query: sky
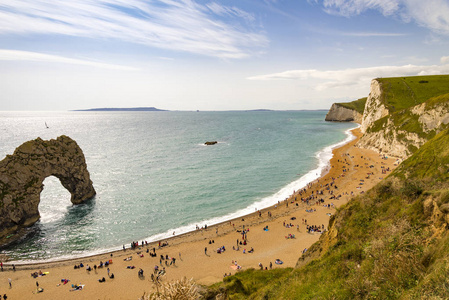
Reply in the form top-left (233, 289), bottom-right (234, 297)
top-left (1, 0), bottom-right (449, 111)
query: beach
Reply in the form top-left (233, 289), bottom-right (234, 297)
top-left (0, 128), bottom-right (398, 299)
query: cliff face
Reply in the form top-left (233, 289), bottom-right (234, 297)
top-left (0, 136), bottom-right (96, 240)
top-left (359, 80), bottom-right (389, 133)
top-left (357, 78), bottom-right (449, 160)
top-left (325, 103), bottom-right (363, 123)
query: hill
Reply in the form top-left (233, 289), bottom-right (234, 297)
top-left (73, 107), bottom-right (168, 112)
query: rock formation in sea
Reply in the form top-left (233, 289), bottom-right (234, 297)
top-left (0, 135), bottom-right (96, 241)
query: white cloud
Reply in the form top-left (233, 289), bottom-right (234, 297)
top-left (318, 0), bottom-right (449, 35)
top-left (206, 2), bottom-right (256, 23)
top-left (247, 63), bottom-right (449, 91)
top-left (441, 56), bottom-right (449, 64)
top-left (0, 0), bottom-right (268, 59)
top-left (0, 49), bottom-right (138, 70)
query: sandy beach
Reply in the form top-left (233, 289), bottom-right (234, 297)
top-left (0, 128), bottom-right (399, 299)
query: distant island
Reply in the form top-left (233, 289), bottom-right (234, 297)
top-left (73, 107), bottom-right (168, 112)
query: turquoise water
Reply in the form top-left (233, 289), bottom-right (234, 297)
top-left (0, 111), bottom-right (356, 261)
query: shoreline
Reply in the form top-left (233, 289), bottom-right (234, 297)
top-left (2, 124), bottom-right (358, 265)
top-left (0, 127), bottom-right (400, 299)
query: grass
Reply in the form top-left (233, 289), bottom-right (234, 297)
top-left (377, 75), bottom-right (449, 112)
top-left (337, 97), bottom-right (367, 115)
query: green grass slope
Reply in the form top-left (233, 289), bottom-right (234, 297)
top-left (377, 75), bottom-right (449, 113)
top-left (337, 97), bottom-right (367, 115)
top-left (206, 129), bottom-right (449, 299)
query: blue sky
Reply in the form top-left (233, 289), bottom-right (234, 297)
top-left (1, 0), bottom-right (449, 111)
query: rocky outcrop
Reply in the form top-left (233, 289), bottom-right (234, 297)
top-left (413, 101), bottom-right (449, 133)
top-left (205, 141), bottom-right (218, 145)
top-left (357, 121), bottom-right (426, 159)
top-left (0, 136), bottom-right (96, 240)
top-left (325, 103), bottom-right (363, 123)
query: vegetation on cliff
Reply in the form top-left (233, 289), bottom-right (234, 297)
top-left (377, 75), bottom-right (449, 113)
top-left (336, 97), bottom-right (367, 115)
top-left (357, 75), bottom-right (449, 159)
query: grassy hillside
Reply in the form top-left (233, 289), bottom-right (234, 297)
top-left (337, 97), bottom-right (367, 115)
top-left (377, 75), bottom-right (449, 113)
top-left (206, 128), bottom-right (449, 299)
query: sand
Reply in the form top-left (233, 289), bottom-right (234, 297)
top-left (0, 128), bottom-right (399, 299)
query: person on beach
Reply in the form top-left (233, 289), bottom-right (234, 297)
top-left (8, 278), bottom-right (11, 288)
top-left (205, 247), bottom-right (207, 255)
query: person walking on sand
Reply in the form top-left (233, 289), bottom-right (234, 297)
top-left (205, 247), bottom-right (207, 255)
top-left (36, 281), bottom-right (39, 288)
top-left (8, 278), bottom-right (11, 288)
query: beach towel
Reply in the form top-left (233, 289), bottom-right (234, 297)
top-left (275, 259), bottom-right (283, 265)
top-left (69, 284), bottom-right (84, 291)
top-left (230, 265), bottom-right (238, 270)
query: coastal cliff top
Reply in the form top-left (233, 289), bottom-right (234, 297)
top-left (375, 74), bottom-right (449, 113)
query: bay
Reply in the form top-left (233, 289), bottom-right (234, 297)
top-left (0, 110), bottom-right (356, 261)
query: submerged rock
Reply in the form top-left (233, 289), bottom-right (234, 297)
top-left (0, 135), bottom-right (96, 242)
top-left (205, 141), bottom-right (218, 145)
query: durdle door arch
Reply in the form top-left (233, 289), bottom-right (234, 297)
top-left (0, 136), bottom-right (96, 242)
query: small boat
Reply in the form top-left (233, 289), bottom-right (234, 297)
top-left (45, 122), bottom-right (49, 129)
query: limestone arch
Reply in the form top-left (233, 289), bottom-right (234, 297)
top-left (0, 136), bottom-right (96, 240)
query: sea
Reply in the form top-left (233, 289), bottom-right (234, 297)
top-left (0, 110), bottom-right (356, 262)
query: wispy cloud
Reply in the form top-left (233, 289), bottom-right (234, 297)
top-left (316, 0), bottom-right (449, 35)
top-left (0, 0), bottom-right (268, 59)
top-left (206, 2), bottom-right (256, 24)
top-left (247, 63), bottom-right (449, 90)
top-left (0, 49), bottom-right (138, 70)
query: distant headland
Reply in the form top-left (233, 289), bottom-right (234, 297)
top-left (73, 107), bottom-right (168, 112)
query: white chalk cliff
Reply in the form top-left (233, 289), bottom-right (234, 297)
top-left (325, 103), bottom-right (363, 123)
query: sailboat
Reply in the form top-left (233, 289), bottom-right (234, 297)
top-left (45, 122), bottom-right (49, 129)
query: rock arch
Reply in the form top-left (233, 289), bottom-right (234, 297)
top-left (0, 136), bottom-right (96, 241)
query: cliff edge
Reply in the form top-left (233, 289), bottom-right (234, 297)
top-left (325, 98), bottom-right (366, 123)
top-left (0, 135), bottom-right (96, 241)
